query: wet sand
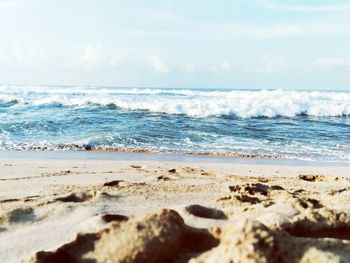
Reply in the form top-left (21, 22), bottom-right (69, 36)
top-left (1, 155), bottom-right (350, 262)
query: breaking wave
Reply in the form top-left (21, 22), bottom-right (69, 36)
top-left (0, 86), bottom-right (349, 118)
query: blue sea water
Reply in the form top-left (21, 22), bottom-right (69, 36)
top-left (0, 85), bottom-right (349, 162)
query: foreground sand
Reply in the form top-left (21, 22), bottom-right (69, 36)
top-left (1, 156), bottom-right (350, 262)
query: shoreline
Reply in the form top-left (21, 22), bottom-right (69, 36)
top-left (0, 150), bottom-right (349, 167)
top-left (0, 144), bottom-right (281, 159)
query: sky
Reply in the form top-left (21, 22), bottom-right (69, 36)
top-left (0, 0), bottom-right (350, 90)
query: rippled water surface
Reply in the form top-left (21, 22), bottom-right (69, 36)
top-left (0, 86), bottom-right (349, 162)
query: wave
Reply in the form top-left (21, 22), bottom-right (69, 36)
top-left (1, 86), bottom-right (350, 118)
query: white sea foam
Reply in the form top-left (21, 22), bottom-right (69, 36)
top-left (1, 86), bottom-right (350, 118)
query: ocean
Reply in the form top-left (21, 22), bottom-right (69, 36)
top-left (0, 85), bottom-right (349, 162)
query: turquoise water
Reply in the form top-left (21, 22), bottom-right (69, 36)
top-left (0, 86), bottom-right (350, 162)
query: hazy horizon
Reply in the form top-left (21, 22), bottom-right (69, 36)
top-left (1, 84), bottom-right (350, 92)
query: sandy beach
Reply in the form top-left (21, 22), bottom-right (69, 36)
top-left (0, 153), bottom-right (349, 262)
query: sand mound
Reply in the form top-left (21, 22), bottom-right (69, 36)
top-left (28, 209), bottom-right (350, 263)
top-left (192, 219), bottom-right (350, 263)
top-left (29, 209), bottom-right (219, 263)
top-left (192, 220), bottom-right (278, 263)
top-left (283, 208), bottom-right (350, 240)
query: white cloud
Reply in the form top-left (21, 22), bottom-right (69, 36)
top-left (0, 0), bottom-right (25, 9)
top-left (66, 45), bottom-right (121, 71)
top-left (315, 58), bottom-right (350, 68)
top-left (149, 55), bottom-right (169, 73)
top-left (260, 1), bottom-right (350, 13)
top-left (213, 22), bottom-right (350, 39)
top-left (5, 43), bottom-right (53, 70)
top-left (183, 63), bottom-right (196, 72)
top-left (80, 45), bottom-right (102, 67)
top-left (220, 61), bottom-right (232, 72)
top-left (257, 54), bottom-right (289, 74)
top-left (209, 61), bottom-right (233, 73)
top-left (147, 8), bottom-right (181, 23)
top-left (108, 56), bottom-right (122, 67)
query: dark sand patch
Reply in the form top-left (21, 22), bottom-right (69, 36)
top-left (185, 205), bottom-right (227, 220)
top-left (298, 174), bottom-right (326, 182)
top-left (54, 191), bottom-right (95, 203)
top-left (103, 180), bottom-right (124, 187)
top-left (101, 214), bottom-right (129, 223)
